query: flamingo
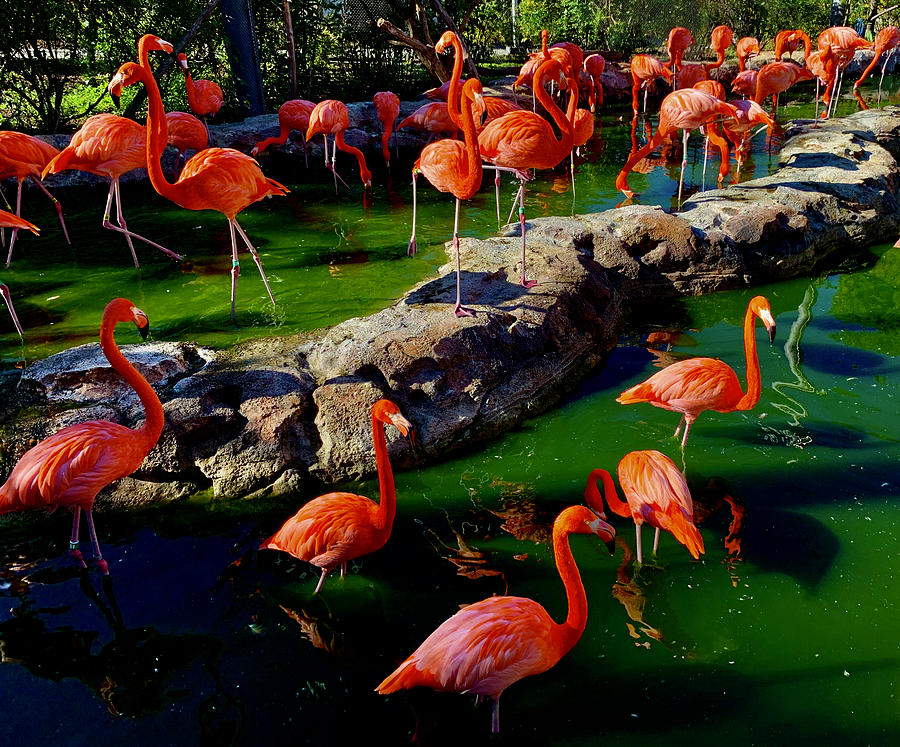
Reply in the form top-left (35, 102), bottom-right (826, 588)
top-left (583, 53), bottom-right (606, 111)
top-left (478, 57), bottom-right (575, 288)
top-left (774, 29), bottom-right (812, 62)
top-left (251, 99), bottom-right (315, 167)
top-left (807, 46), bottom-right (839, 120)
top-left (615, 88), bottom-right (738, 202)
top-left (551, 41), bottom-right (584, 76)
top-left (736, 37), bottom-right (760, 71)
top-left (165, 111), bottom-right (208, 177)
top-left (176, 52), bottom-right (224, 144)
top-left (753, 62), bottom-right (815, 116)
top-left (0, 210), bottom-right (37, 336)
top-left (675, 62), bottom-right (709, 90)
top-left (817, 26), bottom-right (873, 117)
top-left (0, 131), bottom-right (70, 265)
top-left (42, 113), bottom-right (182, 268)
top-left (110, 35), bottom-right (288, 320)
top-left (705, 25), bottom-right (734, 72)
top-left (395, 102), bottom-right (458, 141)
top-left (407, 69), bottom-right (484, 316)
top-left (731, 69), bottom-right (759, 97)
top-left (260, 399), bottom-right (412, 593)
top-left (617, 295), bottom-right (776, 446)
top-left (0, 297), bottom-right (163, 574)
top-left (425, 78), bottom-right (464, 100)
top-left (721, 99), bottom-right (775, 179)
top-left (373, 91), bottom-right (401, 167)
top-left (629, 54), bottom-right (674, 114)
top-left (306, 99), bottom-right (373, 193)
top-left (376, 504), bottom-right (616, 734)
top-left (853, 25), bottom-right (900, 99)
top-left (513, 29), bottom-right (551, 109)
top-left (664, 26), bottom-right (695, 84)
top-left (693, 80), bottom-right (730, 186)
top-left (585, 451), bottom-right (703, 564)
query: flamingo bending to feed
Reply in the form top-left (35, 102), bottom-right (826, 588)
top-left (373, 91), bottom-right (401, 167)
top-left (0, 298), bottom-right (163, 573)
top-left (586, 450), bottom-right (704, 564)
top-left (306, 99), bottom-right (373, 192)
top-left (165, 111), bottom-right (208, 177)
top-left (376, 504), bottom-right (616, 734)
top-left (615, 88), bottom-right (738, 202)
top-left (406, 37), bottom-right (484, 317)
top-left (705, 25), bottom-right (734, 72)
top-left (617, 295), bottom-right (776, 446)
top-left (817, 27), bottom-right (873, 117)
top-left (395, 102), bottom-right (458, 141)
top-left (731, 69), bottom-right (759, 97)
top-left (753, 62), bottom-right (815, 116)
top-left (251, 99), bottom-right (315, 166)
top-left (177, 52), bottom-right (223, 143)
top-left (721, 99), bottom-right (775, 179)
top-left (0, 131), bottom-right (70, 265)
top-left (629, 54), bottom-right (674, 113)
top-left (260, 399), bottom-right (412, 593)
top-left (0, 210), bottom-right (38, 336)
top-left (479, 57), bottom-right (575, 288)
top-left (43, 113), bottom-right (182, 267)
top-left (774, 30), bottom-right (812, 62)
top-left (583, 53), bottom-right (606, 111)
top-left (110, 35), bottom-right (288, 320)
top-left (853, 26), bottom-right (900, 97)
top-left (736, 37), bottom-right (760, 71)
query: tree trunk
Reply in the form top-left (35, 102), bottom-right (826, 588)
top-left (377, 18), bottom-right (450, 81)
top-left (284, 1), bottom-right (297, 99)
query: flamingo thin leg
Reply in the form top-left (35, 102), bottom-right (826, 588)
top-left (491, 696), bottom-right (500, 734)
top-left (85, 509), bottom-right (108, 575)
top-left (32, 177), bottom-right (70, 245)
top-left (0, 284), bottom-right (24, 336)
top-left (517, 184), bottom-right (536, 288)
top-left (452, 198), bottom-right (474, 317)
top-left (407, 170), bottom-right (418, 256)
top-left (69, 506), bottom-right (86, 567)
top-left (4, 181), bottom-right (25, 266)
top-left (635, 523), bottom-right (644, 565)
top-left (653, 527), bottom-right (661, 556)
top-left (677, 129), bottom-right (689, 208)
top-left (233, 218), bottom-right (277, 309)
top-left (229, 220), bottom-right (240, 320)
top-left (314, 568), bottom-right (329, 594)
top-left (104, 179), bottom-right (182, 264)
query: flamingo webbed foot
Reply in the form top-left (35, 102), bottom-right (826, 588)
top-left (95, 558), bottom-right (110, 575)
top-left (454, 304), bottom-right (475, 318)
top-left (407, 238), bottom-right (417, 257)
top-left (521, 279), bottom-right (538, 289)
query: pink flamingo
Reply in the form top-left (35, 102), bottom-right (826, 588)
top-left (583, 53), bottom-right (606, 111)
top-left (736, 37), bottom-right (760, 71)
top-left (0, 209), bottom-right (37, 336)
top-left (373, 91), bottom-right (401, 167)
top-left (630, 54), bottom-right (674, 114)
top-left (251, 99), bottom-right (316, 166)
top-left (306, 99), bottom-right (373, 193)
top-left (165, 111), bottom-right (208, 177)
top-left (705, 25), bottom-right (734, 72)
top-left (853, 26), bottom-right (900, 101)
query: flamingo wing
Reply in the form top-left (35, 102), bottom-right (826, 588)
top-left (376, 596), bottom-right (557, 697)
top-left (416, 139), bottom-right (468, 195)
top-left (0, 132), bottom-right (59, 178)
top-left (478, 111), bottom-right (554, 169)
top-left (617, 357), bottom-right (742, 414)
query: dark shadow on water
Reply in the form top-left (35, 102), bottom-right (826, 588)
top-left (789, 340), bottom-right (894, 376)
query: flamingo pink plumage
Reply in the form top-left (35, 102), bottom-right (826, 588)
top-left (376, 504), bottom-right (615, 734)
top-left (735, 37), bottom-right (760, 71)
top-left (260, 399), bottom-right (412, 593)
top-left (616, 295), bottom-right (776, 446)
top-left (306, 99), bottom-right (373, 191)
top-left (853, 25), bottom-right (900, 91)
top-left (251, 99), bottom-right (315, 167)
top-left (373, 91), bottom-right (401, 166)
top-left (177, 51), bottom-right (224, 141)
top-left (395, 102), bottom-right (458, 140)
top-left (0, 297), bottom-right (163, 573)
top-left (629, 54), bottom-right (674, 113)
top-left (705, 25), bottom-right (734, 72)
top-left (583, 53), bottom-right (606, 111)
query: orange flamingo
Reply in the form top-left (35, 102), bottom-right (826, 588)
top-left (736, 37), bottom-right (760, 71)
top-left (260, 399), bottom-right (412, 593)
top-left (705, 25), bottom-right (734, 72)
top-left (165, 111), bottom-right (207, 176)
top-left (395, 101), bottom-right (458, 141)
top-left (478, 57), bottom-right (575, 288)
top-left (110, 36), bottom-right (288, 319)
top-left (817, 26), bottom-right (873, 117)
top-left (731, 69), bottom-right (759, 97)
top-left (176, 52), bottom-right (223, 142)
top-left (0, 210), bottom-right (38, 336)
top-left (807, 46), bottom-right (839, 120)
top-left (583, 53), bottom-right (606, 111)
top-left (585, 451), bottom-right (703, 564)
top-left (376, 504), bottom-right (616, 734)
top-left (617, 295), bottom-right (776, 446)
top-left (753, 62), bottom-right (815, 115)
top-left (407, 71), bottom-right (484, 315)
top-left (250, 99), bottom-right (315, 167)
top-left (693, 80), bottom-right (730, 186)
top-left (306, 99), bottom-right (373, 192)
top-left (551, 41), bottom-right (584, 76)
top-left (0, 297), bottom-right (163, 574)
top-left (721, 99), bottom-right (775, 179)
top-left (513, 29), bottom-right (551, 108)
top-left (615, 88), bottom-right (738, 201)
top-left (853, 25), bottom-right (900, 95)
top-left (774, 29), bottom-right (812, 62)
top-left (373, 91), bottom-right (401, 167)
top-left (0, 131), bottom-right (70, 265)
top-left (675, 62), bottom-right (709, 89)
top-left (425, 78), bottom-right (464, 100)
top-left (629, 54), bottom-right (674, 114)
top-left (42, 113), bottom-right (182, 267)
top-left (665, 26), bottom-right (695, 81)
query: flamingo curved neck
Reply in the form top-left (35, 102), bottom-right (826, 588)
top-left (553, 524), bottom-right (589, 653)
top-left (599, 469), bottom-right (631, 518)
top-left (533, 64), bottom-right (574, 162)
top-left (371, 414), bottom-right (396, 533)
top-left (334, 131), bottom-right (370, 184)
top-left (100, 313), bottom-right (164, 452)
top-left (446, 35), bottom-right (465, 126)
top-left (457, 83), bottom-right (482, 197)
top-left (736, 304), bottom-right (763, 411)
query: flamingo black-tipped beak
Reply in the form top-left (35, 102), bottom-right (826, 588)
top-left (768, 323), bottom-right (776, 343)
top-left (109, 91), bottom-right (121, 109)
top-left (604, 538), bottom-right (616, 556)
top-left (138, 324), bottom-right (150, 341)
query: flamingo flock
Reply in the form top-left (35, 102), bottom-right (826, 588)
top-left (0, 17), bottom-right (890, 737)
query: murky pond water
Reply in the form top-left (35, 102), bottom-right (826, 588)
top-left (1, 82), bottom-right (899, 744)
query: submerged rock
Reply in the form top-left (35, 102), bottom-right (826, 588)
top-left (2, 108), bottom-right (899, 508)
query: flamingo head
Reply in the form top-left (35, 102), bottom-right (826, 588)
top-left (108, 62), bottom-right (143, 102)
top-left (584, 468), bottom-right (610, 520)
top-left (177, 53), bottom-right (189, 72)
top-left (130, 306), bottom-right (150, 340)
top-left (559, 505), bottom-right (616, 555)
top-left (140, 35), bottom-right (174, 55)
top-left (435, 31), bottom-right (458, 55)
top-left (373, 399), bottom-right (413, 440)
top-left (750, 295), bottom-right (776, 342)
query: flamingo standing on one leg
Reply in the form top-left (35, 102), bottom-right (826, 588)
top-left (251, 99), bottom-right (315, 167)
top-left (176, 52), bottom-right (224, 145)
top-left (42, 113), bottom-right (182, 267)
top-left (0, 210), bottom-right (38, 336)
top-left (0, 131), bottom-right (70, 265)
top-left (165, 111), bottom-right (208, 177)
top-left (478, 58), bottom-right (575, 288)
top-left (374, 91), bottom-right (401, 168)
top-left (306, 99), bottom-right (373, 193)
top-left (110, 35), bottom-right (288, 320)
top-left (615, 88), bottom-right (738, 202)
top-left (376, 505), bottom-right (616, 734)
top-left (260, 399), bottom-right (413, 593)
top-left (629, 54), bottom-right (674, 114)
top-left (585, 451), bottom-right (703, 564)
top-left (853, 25), bottom-right (900, 102)
top-left (407, 53), bottom-right (485, 316)
top-left (0, 297), bottom-right (163, 574)
top-left (617, 295), bottom-right (776, 446)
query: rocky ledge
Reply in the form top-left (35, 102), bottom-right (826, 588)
top-left (2, 107), bottom-right (898, 509)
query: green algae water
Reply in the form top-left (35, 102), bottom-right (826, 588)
top-left (1, 83), bottom-right (899, 744)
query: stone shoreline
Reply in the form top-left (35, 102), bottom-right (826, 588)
top-left (2, 107), bottom-right (898, 509)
